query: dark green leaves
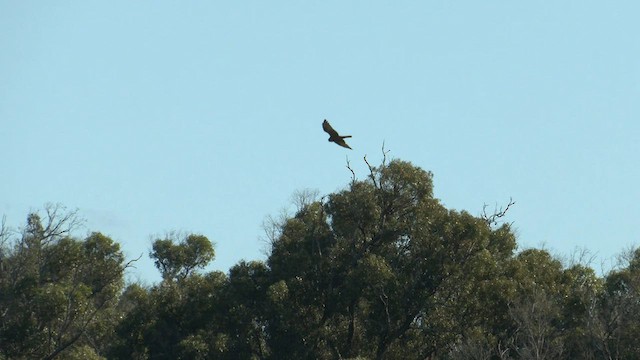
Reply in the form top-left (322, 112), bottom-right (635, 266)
top-left (150, 233), bottom-right (215, 282)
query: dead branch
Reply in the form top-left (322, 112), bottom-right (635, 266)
top-left (39, 204), bottom-right (84, 244)
top-left (381, 141), bottom-right (390, 166)
top-left (481, 197), bottom-right (515, 226)
top-left (363, 155), bottom-right (379, 189)
top-left (292, 189), bottom-right (320, 212)
top-left (125, 253), bottom-right (144, 269)
top-left (345, 156), bottom-right (356, 183)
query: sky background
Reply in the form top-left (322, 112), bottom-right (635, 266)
top-left (2, 1), bottom-right (638, 283)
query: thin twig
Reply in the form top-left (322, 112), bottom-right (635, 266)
top-left (381, 141), bottom-right (390, 166)
top-left (345, 156), bottom-right (356, 183)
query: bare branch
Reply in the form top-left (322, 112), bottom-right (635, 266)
top-left (481, 197), bottom-right (516, 226)
top-left (291, 188), bottom-right (320, 212)
top-left (27, 204), bottom-right (85, 245)
top-left (260, 208), bottom-right (289, 249)
top-left (381, 141), bottom-right (390, 166)
top-left (564, 247), bottom-right (598, 269)
top-left (0, 216), bottom-right (7, 273)
top-left (0, 215), bottom-right (11, 251)
top-left (363, 143), bottom-right (390, 190)
top-left (363, 155), bottom-right (379, 189)
top-left (345, 156), bottom-right (356, 183)
top-left (124, 253), bottom-right (144, 269)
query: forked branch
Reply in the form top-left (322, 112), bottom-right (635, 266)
top-left (482, 197), bottom-right (516, 226)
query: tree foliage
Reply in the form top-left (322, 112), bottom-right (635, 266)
top-left (150, 233), bottom-right (215, 282)
top-left (0, 205), bottom-right (128, 359)
top-left (2, 160), bottom-right (640, 359)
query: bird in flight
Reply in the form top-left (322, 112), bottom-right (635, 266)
top-left (322, 119), bottom-right (352, 149)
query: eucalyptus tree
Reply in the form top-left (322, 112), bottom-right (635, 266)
top-left (265, 159), bottom-right (518, 359)
top-left (0, 205), bottom-right (129, 359)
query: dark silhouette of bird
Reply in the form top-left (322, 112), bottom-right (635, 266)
top-left (322, 119), bottom-right (352, 149)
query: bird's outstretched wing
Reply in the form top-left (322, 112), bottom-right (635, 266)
top-left (334, 138), bottom-right (352, 150)
top-left (322, 120), bottom-right (339, 138)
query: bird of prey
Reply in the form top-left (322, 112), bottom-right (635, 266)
top-left (322, 119), bottom-right (352, 149)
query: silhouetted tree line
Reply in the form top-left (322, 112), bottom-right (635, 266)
top-left (1, 159), bottom-right (639, 359)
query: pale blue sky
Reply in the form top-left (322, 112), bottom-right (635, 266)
top-left (2, 1), bottom-right (638, 282)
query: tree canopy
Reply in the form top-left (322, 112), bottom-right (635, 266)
top-left (1, 159), bottom-right (639, 359)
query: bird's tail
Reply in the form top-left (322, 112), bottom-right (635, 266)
top-left (341, 135), bottom-right (352, 139)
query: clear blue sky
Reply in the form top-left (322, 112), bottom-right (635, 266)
top-left (2, 1), bottom-right (638, 283)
